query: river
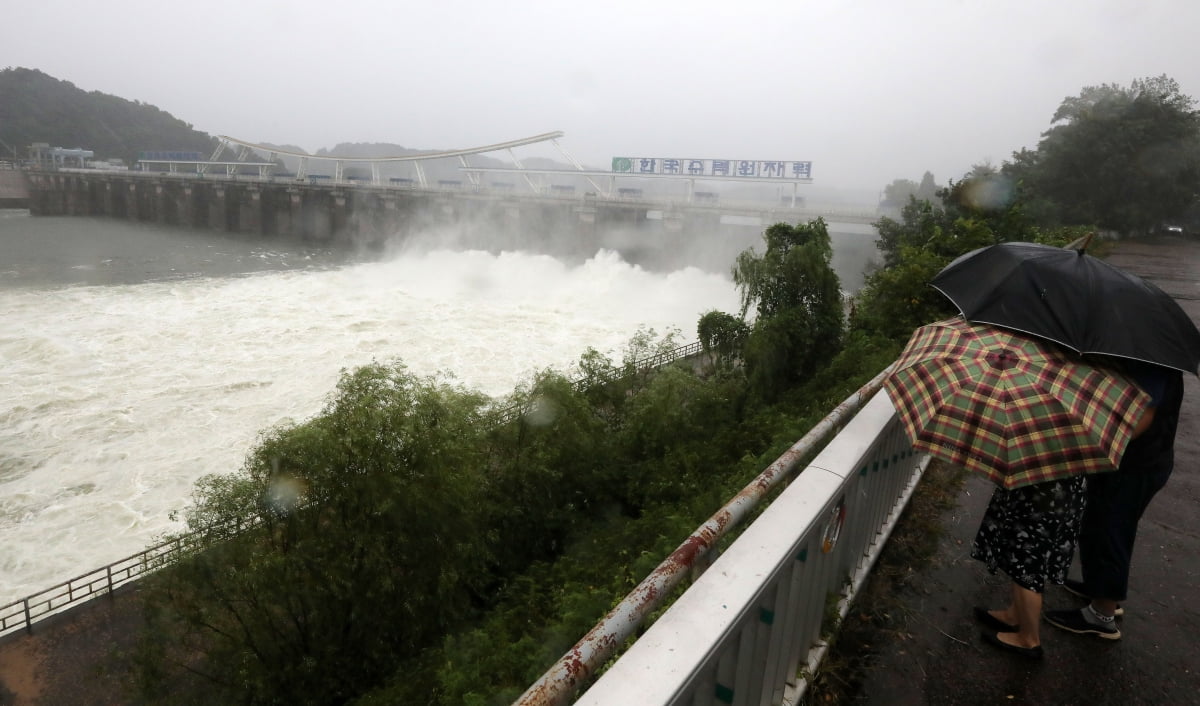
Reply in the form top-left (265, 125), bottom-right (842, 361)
top-left (0, 210), bottom-right (879, 605)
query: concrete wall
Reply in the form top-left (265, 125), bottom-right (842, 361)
top-left (0, 169), bottom-right (30, 207)
top-left (21, 170), bottom-right (827, 269)
top-left (23, 172), bottom-right (683, 251)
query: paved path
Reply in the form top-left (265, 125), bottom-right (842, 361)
top-left (0, 584), bottom-right (145, 705)
top-left (852, 235), bottom-right (1200, 705)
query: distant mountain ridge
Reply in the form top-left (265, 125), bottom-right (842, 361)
top-left (0, 67), bottom-right (217, 163)
top-left (0, 68), bottom-right (582, 176)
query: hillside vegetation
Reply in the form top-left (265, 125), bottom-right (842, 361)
top-left (0, 67), bottom-right (217, 163)
top-left (0, 68), bottom-right (580, 182)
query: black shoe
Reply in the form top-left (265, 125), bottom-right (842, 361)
top-left (973, 606), bottom-right (1017, 632)
top-left (980, 631), bottom-right (1043, 660)
top-left (1060, 579), bottom-right (1124, 616)
top-left (1043, 608), bottom-right (1121, 640)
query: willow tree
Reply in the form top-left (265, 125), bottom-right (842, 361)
top-left (131, 362), bottom-right (494, 706)
top-left (697, 309), bottom-right (750, 371)
top-left (732, 218), bottom-right (844, 398)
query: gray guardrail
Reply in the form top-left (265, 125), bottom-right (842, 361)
top-left (0, 517), bottom-right (256, 638)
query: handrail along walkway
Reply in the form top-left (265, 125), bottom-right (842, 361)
top-left (515, 367), bottom-right (923, 705)
top-left (0, 516), bottom-right (257, 638)
top-left (565, 377), bottom-right (924, 706)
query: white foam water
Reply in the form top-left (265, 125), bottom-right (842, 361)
top-left (0, 246), bottom-right (741, 604)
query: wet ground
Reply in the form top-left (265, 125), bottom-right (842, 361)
top-left (0, 584), bottom-right (145, 705)
top-left (851, 235), bottom-right (1200, 705)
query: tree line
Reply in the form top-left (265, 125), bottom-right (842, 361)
top-left (124, 76), bottom-right (1200, 704)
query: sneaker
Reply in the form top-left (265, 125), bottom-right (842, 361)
top-left (1061, 579), bottom-right (1125, 616)
top-left (1044, 608), bottom-right (1121, 640)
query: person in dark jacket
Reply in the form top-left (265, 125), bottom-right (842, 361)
top-left (1044, 362), bottom-right (1185, 640)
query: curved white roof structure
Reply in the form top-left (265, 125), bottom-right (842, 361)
top-left (215, 131), bottom-right (565, 162)
top-left (210, 131), bottom-right (572, 188)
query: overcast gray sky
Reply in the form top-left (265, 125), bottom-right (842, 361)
top-left (6, 0), bottom-right (1200, 193)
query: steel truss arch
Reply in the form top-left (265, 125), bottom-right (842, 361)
top-left (216, 131), bottom-right (563, 162)
top-left (213, 131), bottom-right (566, 187)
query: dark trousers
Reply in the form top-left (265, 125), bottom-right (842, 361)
top-left (1078, 466), bottom-right (1173, 602)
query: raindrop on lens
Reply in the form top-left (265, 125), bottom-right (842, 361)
top-left (524, 395), bottom-right (561, 427)
top-left (265, 474), bottom-right (306, 513)
top-left (965, 175), bottom-right (1015, 210)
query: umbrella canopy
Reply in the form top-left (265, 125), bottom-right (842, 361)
top-left (930, 241), bottom-right (1200, 376)
top-left (884, 317), bottom-right (1151, 489)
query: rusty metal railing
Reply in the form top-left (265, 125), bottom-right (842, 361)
top-left (570, 388), bottom-right (924, 705)
top-left (513, 367), bottom-right (894, 705)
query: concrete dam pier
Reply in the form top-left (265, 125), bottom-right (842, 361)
top-left (22, 170), bottom-right (752, 263)
top-left (0, 168), bottom-right (30, 207)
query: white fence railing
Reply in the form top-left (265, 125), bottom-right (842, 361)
top-left (569, 390), bottom-right (925, 706)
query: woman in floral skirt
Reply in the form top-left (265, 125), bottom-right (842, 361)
top-left (970, 475), bottom-right (1088, 659)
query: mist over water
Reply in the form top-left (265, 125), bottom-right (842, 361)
top-left (0, 212), bottom-right (878, 605)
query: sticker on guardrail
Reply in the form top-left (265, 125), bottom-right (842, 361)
top-left (821, 499), bottom-right (846, 553)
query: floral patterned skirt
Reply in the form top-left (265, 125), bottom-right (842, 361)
top-left (970, 476), bottom-right (1087, 593)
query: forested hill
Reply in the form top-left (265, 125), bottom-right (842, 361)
top-left (0, 67), bottom-right (580, 178)
top-left (0, 67), bottom-right (217, 164)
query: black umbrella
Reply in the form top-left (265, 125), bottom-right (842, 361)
top-left (930, 241), bottom-right (1200, 375)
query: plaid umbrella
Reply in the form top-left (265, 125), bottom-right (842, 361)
top-left (884, 317), bottom-right (1151, 489)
